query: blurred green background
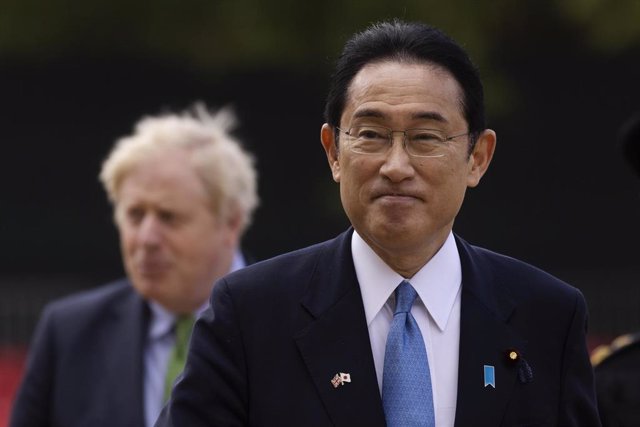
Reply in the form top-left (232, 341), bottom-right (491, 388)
top-left (2, 0), bottom-right (640, 344)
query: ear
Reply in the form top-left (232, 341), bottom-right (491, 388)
top-left (320, 123), bottom-right (341, 182)
top-left (221, 210), bottom-right (244, 247)
top-left (466, 129), bottom-right (496, 188)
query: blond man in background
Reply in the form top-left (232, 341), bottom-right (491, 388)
top-left (10, 103), bottom-right (259, 427)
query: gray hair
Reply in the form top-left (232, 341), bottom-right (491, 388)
top-left (99, 102), bottom-right (259, 232)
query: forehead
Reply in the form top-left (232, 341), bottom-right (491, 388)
top-left (342, 61), bottom-right (465, 127)
top-left (117, 148), bottom-right (210, 208)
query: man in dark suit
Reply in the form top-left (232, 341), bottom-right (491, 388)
top-left (9, 104), bottom-right (259, 427)
top-left (157, 20), bottom-right (600, 426)
top-left (593, 112), bottom-right (640, 426)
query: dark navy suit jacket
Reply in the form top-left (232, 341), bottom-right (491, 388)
top-left (157, 229), bottom-right (600, 426)
top-left (10, 280), bottom-right (148, 427)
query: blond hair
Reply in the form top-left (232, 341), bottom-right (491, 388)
top-left (99, 102), bottom-right (259, 232)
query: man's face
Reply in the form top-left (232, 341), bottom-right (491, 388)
top-left (115, 148), bottom-right (240, 314)
top-left (321, 61), bottom-right (495, 277)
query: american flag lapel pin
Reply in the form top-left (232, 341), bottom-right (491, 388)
top-left (331, 372), bottom-right (351, 388)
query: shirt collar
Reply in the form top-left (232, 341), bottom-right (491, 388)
top-left (352, 230), bottom-right (462, 332)
top-left (229, 249), bottom-right (247, 273)
top-left (147, 298), bottom-right (211, 340)
top-left (148, 300), bottom-right (176, 340)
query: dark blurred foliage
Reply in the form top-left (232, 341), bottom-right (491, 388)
top-left (1, 0), bottom-right (640, 336)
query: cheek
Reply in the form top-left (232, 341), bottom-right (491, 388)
top-left (339, 173), bottom-right (366, 214)
top-left (341, 158), bottom-right (375, 193)
top-left (192, 235), bottom-right (220, 259)
top-left (416, 164), bottom-right (469, 211)
top-left (184, 224), bottom-right (225, 259)
top-left (118, 227), bottom-right (136, 254)
top-left (436, 169), bottom-right (471, 211)
top-left (434, 156), bottom-right (470, 184)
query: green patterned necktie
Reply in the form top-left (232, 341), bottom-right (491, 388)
top-left (163, 314), bottom-right (195, 401)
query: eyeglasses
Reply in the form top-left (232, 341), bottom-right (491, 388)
top-left (337, 125), bottom-right (469, 158)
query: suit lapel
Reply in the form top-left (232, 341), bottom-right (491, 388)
top-left (295, 229), bottom-right (386, 427)
top-left (293, 231), bottom-right (528, 426)
top-left (453, 237), bottom-right (525, 427)
top-left (104, 285), bottom-right (148, 427)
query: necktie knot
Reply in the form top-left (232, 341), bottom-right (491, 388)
top-left (394, 280), bottom-right (418, 314)
top-left (174, 315), bottom-right (194, 358)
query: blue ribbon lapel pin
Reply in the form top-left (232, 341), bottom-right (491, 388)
top-left (484, 365), bottom-right (495, 388)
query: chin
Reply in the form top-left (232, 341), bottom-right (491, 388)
top-left (132, 276), bottom-right (166, 296)
top-left (373, 216), bottom-right (419, 235)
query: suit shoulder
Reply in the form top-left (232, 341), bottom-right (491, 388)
top-left (460, 237), bottom-right (580, 300)
top-left (213, 233), bottom-right (355, 311)
top-left (43, 279), bottom-right (135, 320)
top-left (223, 238), bottom-right (332, 286)
top-left (593, 332), bottom-right (640, 369)
top-left (476, 244), bottom-right (564, 280)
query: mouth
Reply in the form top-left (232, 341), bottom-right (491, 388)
top-left (136, 260), bottom-right (170, 277)
top-left (372, 190), bottom-right (422, 202)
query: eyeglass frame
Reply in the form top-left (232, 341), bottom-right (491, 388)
top-left (335, 125), bottom-right (471, 158)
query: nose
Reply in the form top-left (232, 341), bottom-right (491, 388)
top-left (379, 133), bottom-right (415, 182)
top-left (136, 214), bottom-right (163, 247)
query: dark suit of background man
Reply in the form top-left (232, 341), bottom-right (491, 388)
top-left (9, 103), bottom-right (259, 427)
top-left (157, 20), bottom-right (600, 427)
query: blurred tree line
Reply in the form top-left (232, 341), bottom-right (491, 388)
top-left (1, 0), bottom-right (639, 126)
top-left (2, 0), bottom-right (640, 61)
top-left (1, 0), bottom-right (640, 338)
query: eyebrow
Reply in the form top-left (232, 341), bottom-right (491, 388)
top-left (352, 108), bottom-right (385, 120)
top-left (411, 111), bottom-right (447, 123)
top-left (351, 109), bottom-right (448, 123)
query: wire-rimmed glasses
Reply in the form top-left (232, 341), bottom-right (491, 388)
top-left (337, 125), bottom-right (469, 158)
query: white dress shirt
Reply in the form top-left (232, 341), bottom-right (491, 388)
top-left (352, 230), bottom-right (461, 427)
top-left (142, 250), bottom-right (247, 427)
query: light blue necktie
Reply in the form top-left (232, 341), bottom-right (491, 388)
top-left (382, 280), bottom-right (435, 427)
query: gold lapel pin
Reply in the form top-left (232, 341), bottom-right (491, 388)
top-left (505, 348), bottom-right (533, 384)
top-left (506, 348), bottom-right (520, 363)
